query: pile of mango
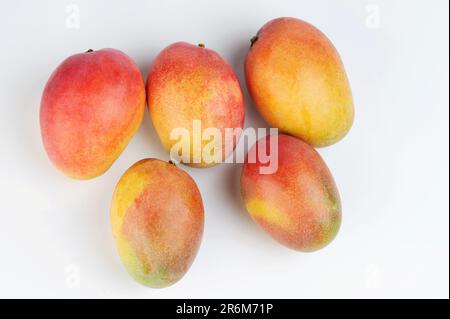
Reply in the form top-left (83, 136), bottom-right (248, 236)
top-left (40, 18), bottom-right (354, 288)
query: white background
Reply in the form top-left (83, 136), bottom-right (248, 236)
top-left (0, 0), bottom-right (448, 299)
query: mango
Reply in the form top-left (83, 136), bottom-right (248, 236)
top-left (40, 48), bottom-right (145, 179)
top-left (146, 42), bottom-right (245, 167)
top-left (241, 134), bottom-right (341, 252)
top-left (110, 159), bottom-right (204, 288)
top-left (245, 18), bottom-right (354, 147)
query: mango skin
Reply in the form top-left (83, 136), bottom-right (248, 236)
top-left (245, 17), bottom-right (354, 147)
top-left (40, 48), bottom-right (145, 179)
top-left (241, 134), bottom-right (341, 252)
top-left (146, 42), bottom-right (245, 167)
top-left (110, 159), bottom-right (204, 288)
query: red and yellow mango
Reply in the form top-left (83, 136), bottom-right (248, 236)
top-left (40, 48), bottom-right (145, 179)
top-left (241, 134), bottom-right (341, 252)
top-left (245, 18), bottom-right (354, 147)
top-left (146, 42), bottom-right (245, 167)
top-left (110, 159), bottom-right (204, 288)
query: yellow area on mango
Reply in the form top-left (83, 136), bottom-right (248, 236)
top-left (110, 161), bottom-right (153, 281)
top-left (111, 166), bottom-right (150, 229)
top-left (245, 198), bottom-right (291, 230)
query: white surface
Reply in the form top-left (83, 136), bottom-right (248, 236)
top-left (0, 0), bottom-right (448, 299)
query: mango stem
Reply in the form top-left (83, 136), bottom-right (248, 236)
top-left (250, 36), bottom-right (258, 47)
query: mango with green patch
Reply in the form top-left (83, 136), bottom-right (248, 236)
top-left (241, 134), bottom-right (341, 252)
top-left (146, 42), bottom-right (245, 167)
top-left (40, 48), bottom-right (145, 179)
top-left (245, 17), bottom-right (354, 147)
top-left (111, 159), bottom-right (204, 288)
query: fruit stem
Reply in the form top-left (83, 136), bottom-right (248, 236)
top-left (250, 36), bottom-right (258, 47)
top-left (86, 49), bottom-right (94, 53)
top-left (198, 43), bottom-right (205, 48)
top-left (168, 160), bottom-right (177, 166)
